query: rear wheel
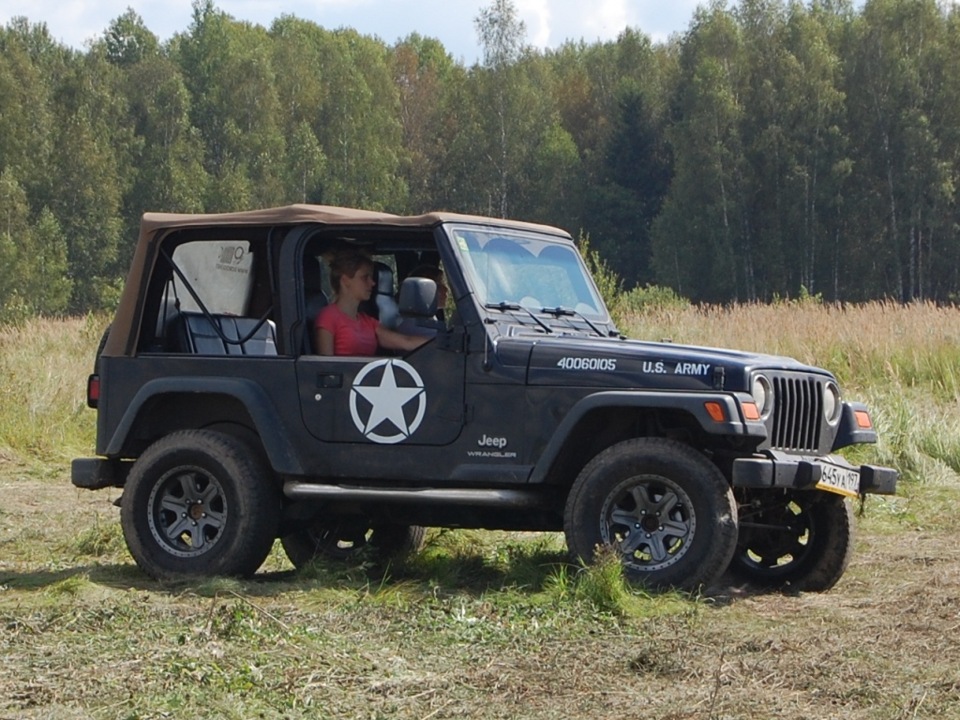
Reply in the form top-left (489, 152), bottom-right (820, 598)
top-left (564, 438), bottom-right (738, 591)
top-left (729, 489), bottom-right (854, 592)
top-left (281, 519), bottom-right (426, 568)
top-left (120, 430), bottom-right (280, 580)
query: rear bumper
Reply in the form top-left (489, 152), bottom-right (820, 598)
top-left (731, 451), bottom-right (897, 496)
top-left (71, 458), bottom-right (128, 490)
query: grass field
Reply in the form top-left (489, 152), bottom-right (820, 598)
top-left (1, 306), bottom-right (959, 719)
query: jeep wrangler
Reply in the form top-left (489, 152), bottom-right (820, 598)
top-left (72, 205), bottom-right (897, 591)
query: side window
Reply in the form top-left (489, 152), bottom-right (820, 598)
top-left (145, 238), bottom-right (278, 356)
top-left (169, 240), bottom-right (254, 314)
top-left (302, 239), bottom-right (452, 354)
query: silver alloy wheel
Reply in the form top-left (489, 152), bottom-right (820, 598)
top-left (600, 475), bottom-right (697, 572)
top-left (147, 465), bottom-right (228, 558)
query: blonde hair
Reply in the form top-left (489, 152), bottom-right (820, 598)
top-left (328, 247), bottom-right (373, 293)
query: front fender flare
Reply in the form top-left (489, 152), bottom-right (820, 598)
top-left (832, 401), bottom-right (878, 450)
top-left (103, 376), bottom-right (304, 475)
top-left (528, 390), bottom-right (766, 484)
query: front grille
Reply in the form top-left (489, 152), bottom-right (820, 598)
top-left (770, 375), bottom-right (823, 452)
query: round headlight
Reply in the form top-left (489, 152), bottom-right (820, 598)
top-left (823, 381), bottom-right (842, 424)
top-left (751, 375), bottom-right (773, 418)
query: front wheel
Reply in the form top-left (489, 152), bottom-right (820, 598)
top-left (281, 519), bottom-right (426, 569)
top-left (729, 489), bottom-right (854, 592)
top-left (120, 430), bottom-right (280, 580)
top-left (564, 438), bottom-right (738, 591)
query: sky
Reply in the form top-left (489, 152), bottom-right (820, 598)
top-left (1, 0), bottom-right (704, 64)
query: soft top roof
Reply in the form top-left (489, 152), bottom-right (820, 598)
top-left (107, 204), bottom-right (571, 356)
top-left (137, 204), bottom-right (568, 240)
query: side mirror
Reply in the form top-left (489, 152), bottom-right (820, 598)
top-left (399, 277), bottom-right (437, 317)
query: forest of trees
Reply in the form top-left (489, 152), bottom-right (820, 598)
top-left (2, 0), bottom-right (960, 317)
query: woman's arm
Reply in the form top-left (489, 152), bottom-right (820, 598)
top-left (376, 325), bottom-right (430, 352)
top-left (316, 327), bottom-right (335, 355)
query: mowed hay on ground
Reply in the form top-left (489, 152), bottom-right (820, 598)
top-left (2, 307), bottom-right (960, 719)
top-left (2, 474), bottom-right (958, 719)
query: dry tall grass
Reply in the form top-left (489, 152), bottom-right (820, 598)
top-left (622, 299), bottom-right (960, 394)
top-left (3, 304), bottom-right (959, 480)
top-left (621, 300), bottom-right (960, 484)
top-left (0, 315), bottom-right (104, 463)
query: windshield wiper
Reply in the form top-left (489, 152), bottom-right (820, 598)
top-left (539, 306), bottom-right (606, 338)
top-left (484, 301), bottom-right (553, 334)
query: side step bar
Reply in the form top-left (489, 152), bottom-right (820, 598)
top-left (283, 481), bottom-right (544, 508)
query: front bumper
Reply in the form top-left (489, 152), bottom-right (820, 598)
top-left (731, 450), bottom-right (897, 496)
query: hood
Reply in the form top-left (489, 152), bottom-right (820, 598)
top-left (502, 335), bottom-right (831, 392)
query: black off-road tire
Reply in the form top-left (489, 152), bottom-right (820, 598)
top-left (120, 430), bottom-right (280, 581)
top-left (564, 438), bottom-right (738, 591)
top-left (281, 521), bottom-right (426, 569)
top-left (729, 489), bottom-right (854, 592)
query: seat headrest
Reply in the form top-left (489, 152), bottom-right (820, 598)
top-left (374, 261), bottom-right (394, 295)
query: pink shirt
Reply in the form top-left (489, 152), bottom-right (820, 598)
top-left (317, 304), bottom-right (380, 356)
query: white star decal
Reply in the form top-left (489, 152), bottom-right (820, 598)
top-left (349, 359), bottom-right (427, 444)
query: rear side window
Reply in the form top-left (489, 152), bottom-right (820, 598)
top-left (170, 240), bottom-right (254, 315)
top-left (138, 238), bottom-right (274, 355)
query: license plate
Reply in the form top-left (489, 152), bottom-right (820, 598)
top-left (817, 461), bottom-right (861, 498)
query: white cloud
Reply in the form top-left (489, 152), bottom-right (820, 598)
top-left (517, 0), bottom-right (552, 50)
top-left (515, 0), bottom-right (703, 52)
top-left (578, 0), bottom-right (631, 40)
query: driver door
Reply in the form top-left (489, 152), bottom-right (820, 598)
top-left (296, 337), bottom-right (465, 446)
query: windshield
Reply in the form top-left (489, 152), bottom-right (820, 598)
top-left (447, 225), bottom-right (608, 320)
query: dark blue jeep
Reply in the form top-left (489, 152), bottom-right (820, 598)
top-left (72, 205), bottom-right (897, 591)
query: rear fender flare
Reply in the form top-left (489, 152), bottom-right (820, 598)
top-left (103, 377), bottom-right (304, 474)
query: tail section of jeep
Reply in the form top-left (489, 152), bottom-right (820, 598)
top-left (72, 206), bottom-right (897, 589)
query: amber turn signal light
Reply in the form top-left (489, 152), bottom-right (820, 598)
top-left (705, 401), bottom-right (727, 422)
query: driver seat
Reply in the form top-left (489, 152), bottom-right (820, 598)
top-left (372, 261), bottom-right (401, 329)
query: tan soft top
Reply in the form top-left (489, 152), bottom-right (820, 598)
top-left (106, 204), bottom-right (570, 355)
top-left (138, 204), bottom-right (567, 238)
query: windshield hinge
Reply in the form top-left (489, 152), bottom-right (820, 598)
top-left (712, 366), bottom-right (725, 391)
